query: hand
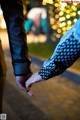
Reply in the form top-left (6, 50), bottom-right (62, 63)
top-left (26, 72), bottom-right (43, 96)
top-left (16, 74), bottom-right (33, 96)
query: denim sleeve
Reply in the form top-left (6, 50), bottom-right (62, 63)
top-left (39, 19), bottom-right (80, 80)
top-left (1, 0), bottom-right (32, 75)
top-left (1, 0), bottom-right (31, 75)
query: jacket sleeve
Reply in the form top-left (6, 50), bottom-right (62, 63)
top-left (39, 19), bottom-right (80, 80)
top-left (1, 0), bottom-right (32, 76)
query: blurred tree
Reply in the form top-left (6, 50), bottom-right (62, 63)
top-left (43, 1), bottom-right (80, 42)
top-left (43, 0), bottom-right (61, 42)
top-left (59, 3), bottom-right (80, 35)
top-left (30, 0), bottom-right (43, 8)
top-left (23, 0), bottom-right (43, 18)
top-left (23, 0), bottom-right (80, 43)
top-left (46, 3), bottom-right (53, 42)
top-left (23, 0), bottom-right (30, 18)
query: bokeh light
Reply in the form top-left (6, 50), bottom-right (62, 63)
top-left (42, 0), bottom-right (80, 41)
top-left (43, 0), bottom-right (80, 41)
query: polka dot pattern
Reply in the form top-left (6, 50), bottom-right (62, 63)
top-left (39, 32), bottom-right (80, 80)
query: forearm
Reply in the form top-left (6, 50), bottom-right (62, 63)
top-left (39, 19), bottom-right (80, 80)
top-left (1, 0), bottom-right (31, 75)
top-left (6, 14), bottom-right (31, 75)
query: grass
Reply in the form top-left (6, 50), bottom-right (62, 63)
top-left (28, 42), bottom-right (80, 72)
top-left (28, 42), bottom-right (58, 59)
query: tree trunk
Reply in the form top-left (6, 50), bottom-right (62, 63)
top-left (46, 4), bottom-right (53, 43)
top-left (30, 0), bottom-right (43, 8)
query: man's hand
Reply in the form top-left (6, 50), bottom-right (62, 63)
top-left (16, 74), bottom-right (33, 96)
top-left (25, 72), bottom-right (43, 96)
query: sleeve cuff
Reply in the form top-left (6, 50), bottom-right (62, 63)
top-left (13, 62), bottom-right (32, 76)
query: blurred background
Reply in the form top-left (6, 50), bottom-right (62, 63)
top-left (0, 0), bottom-right (80, 120)
top-left (1, 0), bottom-right (80, 70)
top-left (0, 0), bottom-right (80, 60)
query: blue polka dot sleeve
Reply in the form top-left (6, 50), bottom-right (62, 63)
top-left (38, 19), bottom-right (80, 80)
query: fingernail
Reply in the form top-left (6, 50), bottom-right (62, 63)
top-left (28, 91), bottom-right (33, 96)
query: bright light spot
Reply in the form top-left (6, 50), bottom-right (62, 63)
top-left (59, 17), bottom-right (66, 21)
top-left (66, 15), bottom-right (70, 19)
top-left (62, 27), bottom-right (66, 31)
top-left (55, 3), bottom-right (59, 7)
top-left (56, 34), bottom-right (61, 38)
top-left (60, 2), bottom-right (67, 7)
top-left (62, 22), bottom-right (66, 26)
top-left (74, 19), bottom-right (77, 23)
top-left (67, 26), bottom-right (71, 30)
top-left (72, 12), bottom-right (76, 16)
top-left (60, 22), bottom-right (66, 27)
top-left (60, 6), bottom-right (65, 11)
top-left (71, 5), bottom-right (77, 11)
top-left (50, 18), bottom-right (55, 24)
top-left (73, 3), bottom-right (77, 6)
top-left (0, 8), bottom-right (3, 15)
top-left (52, 25), bottom-right (57, 29)
top-left (43, 0), bottom-right (53, 4)
top-left (0, 19), bottom-right (6, 29)
top-left (57, 29), bottom-right (62, 33)
top-left (63, 31), bottom-right (66, 35)
top-left (42, 1), bottom-right (46, 5)
top-left (27, 34), bottom-right (46, 43)
top-left (55, 14), bottom-right (59, 19)
top-left (66, 10), bottom-right (70, 14)
top-left (67, 20), bottom-right (72, 25)
top-left (60, 2), bottom-right (67, 11)
top-left (56, 21), bottom-right (60, 26)
top-left (78, 11), bottom-right (80, 15)
top-left (59, 11), bottom-right (64, 16)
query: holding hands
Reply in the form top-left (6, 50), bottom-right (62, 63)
top-left (25, 72), bottom-right (43, 96)
top-left (17, 18), bottom-right (80, 96)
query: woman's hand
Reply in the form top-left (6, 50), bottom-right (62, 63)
top-left (25, 72), bottom-right (43, 96)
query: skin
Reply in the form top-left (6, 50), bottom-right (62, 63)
top-left (16, 74), bottom-right (33, 96)
top-left (25, 72), bottom-right (43, 96)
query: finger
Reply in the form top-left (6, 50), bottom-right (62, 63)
top-left (27, 91), bottom-right (33, 96)
top-left (24, 88), bottom-right (33, 96)
top-left (25, 81), bottom-right (30, 89)
top-left (26, 84), bottom-right (32, 91)
top-left (17, 81), bottom-right (29, 93)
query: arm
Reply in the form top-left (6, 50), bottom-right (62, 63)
top-left (1, 0), bottom-right (32, 76)
top-left (39, 18), bottom-right (80, 80)
top-left (26, 19), bottom-right (80, 95)
top-left (1, 0), bottom-right (32, 93)
top-left (39, 32), bottom-right (80, 80)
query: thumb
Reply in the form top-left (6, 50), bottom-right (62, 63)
top-left (25, 85), bottom-right (33, 96)
top-left (26, 77), bottom-right (33, 89)
top-left (27, 91), bottom-right (33, 96)
top-left (16, 80), bottom-right (25, 90)
top-left (26, 80), bottom-right (33, 96)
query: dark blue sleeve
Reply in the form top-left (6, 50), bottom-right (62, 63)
top-left (1, 0), bottom-right (32, 75)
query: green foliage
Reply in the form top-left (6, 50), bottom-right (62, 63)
top-left (28, 42), bottom-right (58, 58)
top-left (46, 2), bottom-right (80, 42)
top-left (60, 3), bottom-right (80, 35)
